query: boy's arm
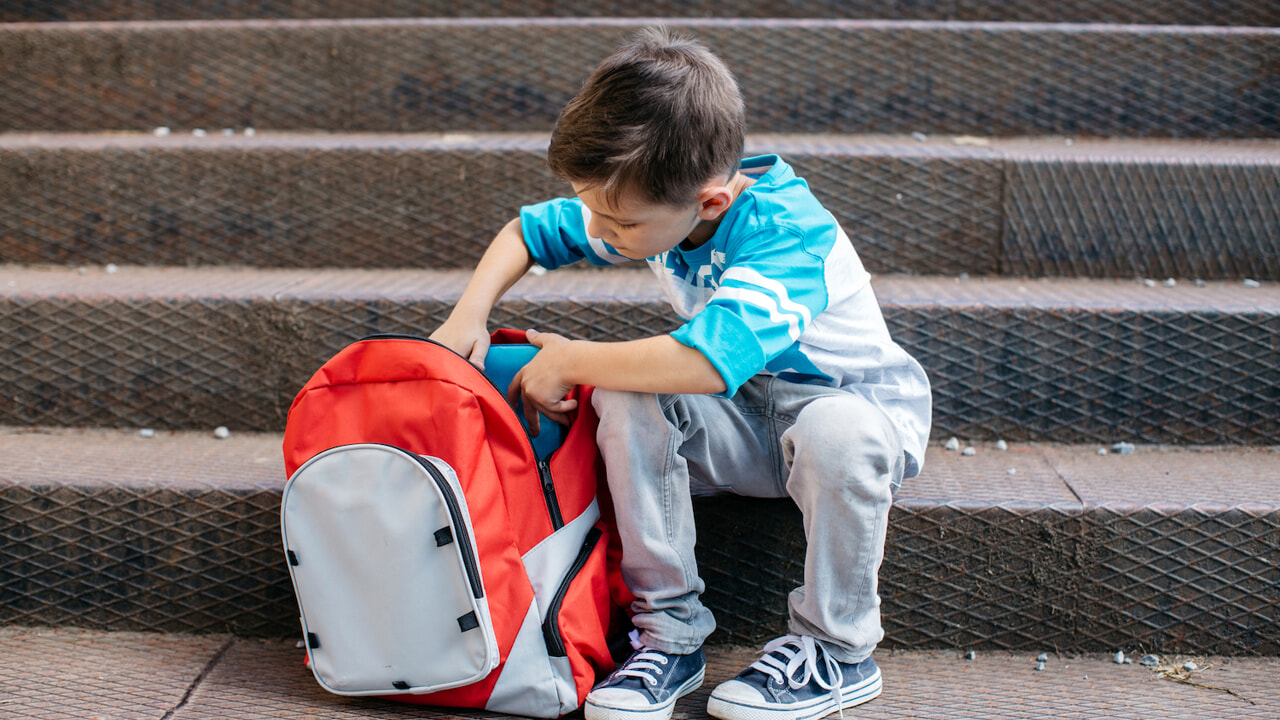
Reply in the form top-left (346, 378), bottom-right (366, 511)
top-left (429, 217), bottom-right (534, 369)
top-left (512, 329), bottom-right (725, 434)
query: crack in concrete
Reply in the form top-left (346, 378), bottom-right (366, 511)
top-left (159, 637), bottom-right (234, 720)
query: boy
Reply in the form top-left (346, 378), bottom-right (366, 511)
top-left (430, 28), bottom-right (931, 720)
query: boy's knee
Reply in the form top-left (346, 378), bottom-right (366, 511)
top-left (590, 387), bottom-right (625, 415)
top-left (592, 388), bottom-right (673, 438)
top-left (784, 394), bottom-right (903, 495)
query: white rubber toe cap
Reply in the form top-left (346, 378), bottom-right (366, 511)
top-left (709, 679), bottom-right (766, 704)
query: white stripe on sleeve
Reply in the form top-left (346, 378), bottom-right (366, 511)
top-left (719, 267), bottom-right (813, 327)
top-left (713, 287), bottom-right (804, 341)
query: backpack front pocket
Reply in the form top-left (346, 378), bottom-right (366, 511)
top-left (282, 444), bottom-right (499, 696)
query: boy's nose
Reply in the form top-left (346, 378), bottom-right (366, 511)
top-left (587, 217), bottom-right (612, 241)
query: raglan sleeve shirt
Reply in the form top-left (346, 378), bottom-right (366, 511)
top-left (520, 181), bottom-right (836, 400)
top-left (668, 222), bottom-right (830, 398)
top-left (519, 156), bottom-right (931, 477)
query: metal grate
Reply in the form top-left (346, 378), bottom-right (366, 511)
top-left (0, 482), bottom-right (289, 635)
top-left (3, 477), bottom-right (1275, 654)
top-left (3, 0), bottom-right (1277, 25)
top-left (0, 141), bottom-right (562, 271)
top-left (5, 137), bottom-right (1276, 278)
top-left (694, 497), bottom-right (1280, 655)
top-left (1003, 156), bottom-right (1280, 281)
top-left (3, 272), bottom-right (1277, 443)
top-left (888, 303), bottom-right (1280, 446)
top-left (1, 21), bottom-right (1276, 137)
top-left (0, 137), bottom-right (1013, 276)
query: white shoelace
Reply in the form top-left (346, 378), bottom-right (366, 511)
top-left (615, 629), bottom-right (670, 687)
top-left (748, 635), bottom-right (847, 718)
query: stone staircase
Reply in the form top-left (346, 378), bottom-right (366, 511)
top-left (0, 2), bottom-right (1278, 717)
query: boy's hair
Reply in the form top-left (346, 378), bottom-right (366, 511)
top-left (547, 27), bottom-right (746, 208)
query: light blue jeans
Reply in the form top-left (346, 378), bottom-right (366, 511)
top-left (592, 375), bottom-right (904, 664)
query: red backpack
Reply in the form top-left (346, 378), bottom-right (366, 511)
top-left (281, 330), bottom-right (632, 717)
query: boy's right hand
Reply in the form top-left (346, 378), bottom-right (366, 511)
top-left (429, 319), bottom-right (491, 371)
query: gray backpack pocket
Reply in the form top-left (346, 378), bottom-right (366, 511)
top-left (282, 443), bottom-right (499, 695)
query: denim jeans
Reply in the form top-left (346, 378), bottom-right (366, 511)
top-left (592, 375), bottom-right (904, 664)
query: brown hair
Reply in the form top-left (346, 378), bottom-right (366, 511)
top-left (547, 27), bottom-right (746, 208)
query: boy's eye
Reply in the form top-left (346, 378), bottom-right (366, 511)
top-left (616, 223), bottom-right (637, 230)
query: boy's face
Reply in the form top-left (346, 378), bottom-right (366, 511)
top-left (572, 183), bottom-right (705, 260)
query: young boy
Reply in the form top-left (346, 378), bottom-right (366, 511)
top-left (430, 28), bottom-right (931, 720)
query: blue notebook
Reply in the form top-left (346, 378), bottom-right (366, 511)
top-left (483, 344), bottom-right (565, 460)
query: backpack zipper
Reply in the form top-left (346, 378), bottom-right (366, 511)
top-left (541, 526), bottom-right (604, 657)
top-left (358, 334), bottom-right (566, 531)
top-left (538, 459), bottom-right (564, 530)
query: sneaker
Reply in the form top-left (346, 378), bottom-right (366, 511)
top-left (585, 629), bottom-right (706, 720)
top-left (707, 635), bottom-right (881, 720)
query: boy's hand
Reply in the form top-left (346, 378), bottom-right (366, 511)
top-left (429, 318), bottom-right (491, 371)
top-left (508, 329), bottom-right (579, 436)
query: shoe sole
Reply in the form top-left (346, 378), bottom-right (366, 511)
top-left (706, 668), bottom-right (882, 720)
top-left (584, 667), bottom-right (706, 720)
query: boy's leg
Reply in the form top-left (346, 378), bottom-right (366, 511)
top-left (591, 379), bottom-right (783, 654)
top-left (587, 382), bottom-right (781, 720)
top-left (774, 385), bottom-right (903, 662)
top-left (593, 379), bottom-right (904, 720)
top-left (707, 381), bottom-right (905, 720)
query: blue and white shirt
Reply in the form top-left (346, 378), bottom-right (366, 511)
top-left (520, 155), bottom-right (931, 477)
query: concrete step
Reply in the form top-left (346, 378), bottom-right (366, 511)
top-left (3, 132), bottom-right (1277, 280)
top-left (2, 429), bottom-right (1277, 655)
top-left (2, 628), bottom-right (1277, 720)
top-left (5, 0), bottom-right (1278, 25)
top-left (3, 265), bottom-right (1278, 443)
top-left (2, 19), bottom-right (1277, 137)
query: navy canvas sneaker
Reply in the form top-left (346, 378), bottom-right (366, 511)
top-left (585, 630), bottom-right (706, 720)
top-left (707, 635), bottom-right (881, 720)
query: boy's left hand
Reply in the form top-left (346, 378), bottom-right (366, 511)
top-left (508, 329), bottom-right (579, 436)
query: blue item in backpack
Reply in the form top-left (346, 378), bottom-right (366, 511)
top-left (483, 344), bottom-right (565, 460)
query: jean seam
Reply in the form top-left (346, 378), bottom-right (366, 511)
top-left (660, 405), bottom-right (700, 619)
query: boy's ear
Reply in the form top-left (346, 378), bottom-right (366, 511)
top-left (695, 181), bottom-right (735, 221)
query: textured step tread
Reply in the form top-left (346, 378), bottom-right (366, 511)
top-left (4, 132), bottom-right (1276, 279)
top-left (4, 265), bottom-right (1278, 311)
top-left (2, 628), bottom-right (1278, 720)
top-left (5, 426), bottom-right (1278, 508)
top-left (2, 266), bottom-right (1277, 443)
top-left (4, 0), bottom-right (1277, 25)
top-left (6, 130), bottom-right (1280, 159)
top-left (4, 430), bottom-right (1276, 651)
top-left (2, 19), bottom-right (1276, 136)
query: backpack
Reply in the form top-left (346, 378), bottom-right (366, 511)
top-left (281, 330), bottom-right (632, 717)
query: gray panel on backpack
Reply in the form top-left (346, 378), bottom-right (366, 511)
top-left (282, 444), bottom-right (499, 695)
